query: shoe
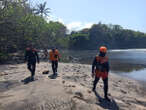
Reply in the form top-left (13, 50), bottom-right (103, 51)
top-left (92, 87), bottom-right (96, 92)
top-left (104, 96), bottom-right (111, 102)
top-left (31, 76), bottom-right (34, 81)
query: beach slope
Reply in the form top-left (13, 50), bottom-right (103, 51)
top-left (0, 62), bottom-right (146, 110)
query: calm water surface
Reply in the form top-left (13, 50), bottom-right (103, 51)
top-left (60, 49), bottom-right (146, 81)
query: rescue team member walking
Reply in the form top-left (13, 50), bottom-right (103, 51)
top-left (92, 46), bottom-right (110, 101)
top-left (25, 44), bottom-right (39, 81)
top-left (49, 48), bottom-right (60, 76)
top-left (43, 49), bottom-right (49, 59)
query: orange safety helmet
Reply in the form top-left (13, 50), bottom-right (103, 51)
top-left (99, 46), bottom-right (107, 53)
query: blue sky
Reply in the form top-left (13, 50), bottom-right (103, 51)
top-left (32, 0), bottom-right (146, 32)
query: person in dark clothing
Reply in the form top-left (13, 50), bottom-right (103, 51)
top-left (24, 45), bottom-right (39, 81)
top-left (92, 46), bottom-right (110, 101)
top-left (49, 48), bottom-right (60, 76)
top-left (43, 49), bottom-right (49, 60)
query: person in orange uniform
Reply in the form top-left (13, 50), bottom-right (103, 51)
top-left (49, 48), bottom-right (60, 76)
top-left (92, 46), bottom-right (110, 101)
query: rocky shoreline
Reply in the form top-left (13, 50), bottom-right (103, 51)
top-left (0, 62), bottom-right (146, 110)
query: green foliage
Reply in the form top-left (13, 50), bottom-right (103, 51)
top-left (0, 1), bottom-right (67, 62)
top-left (69, 33), bottom-right (90, 49)
top-left (68, 22), bottom-right (146, 50)
top-left (33, 1), bottom-right (50, 17)
top-left (0, 52), bottom-right (9, 63)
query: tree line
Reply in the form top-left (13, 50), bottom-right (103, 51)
top-left (68, 23), bottom-right (146, 50)
top-left (0, 0), bottom-right (67, 62)
top-left (0, 0), bottom-right (146, 62)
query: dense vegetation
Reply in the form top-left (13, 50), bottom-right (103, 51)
top-left (0, 0), bottom-right (146, 62)
top-left (0, 0), bottom-right (67, 62)
top-left (69, 23), bottom-right (146, 50)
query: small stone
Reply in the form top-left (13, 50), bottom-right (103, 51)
top-left (120, 89), bottom-right (127, 94)
top-left (75, 92), bottom-right (83, 98)
top-left (77, 70), bottom-right (80, 72)
top-left (62, 80), bottom-right (65, 84)
top-left (72, 85), bottom-right (76, 88)
top-left (87, 90), bottom-right (92, 94)
top-left (118, 80), bottom-right (122, 83)
top-left (100, 85), bottom-right (102, 87)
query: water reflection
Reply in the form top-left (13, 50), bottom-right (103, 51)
top-left (60, 49), bottom-right (146, 81)
top-left (123, 69), bottom-right (146, 81)
top-left (110, 60), bottom-right (145, 73)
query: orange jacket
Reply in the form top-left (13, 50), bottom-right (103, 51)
top-left (92, 55), bottom-right (109, 79)
top-left (96, 56), bottom-right (109, 79)
top-left (49, 49), bottom-right (60, 61)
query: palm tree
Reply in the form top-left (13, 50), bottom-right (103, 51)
top-left (34, 2), bottom-right (50, 17)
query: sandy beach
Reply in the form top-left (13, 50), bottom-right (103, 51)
top-left (0, 62), bottom-right (146, 110)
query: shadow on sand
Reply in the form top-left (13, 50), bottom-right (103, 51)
top-left (21, 76), bottom-right (35, 84)
top-left (94, 90), bottom-right (119, 110)
top-left (0, 80), bottom-right (21, 92)
top-left (48, 74), bottom-right (58, 79)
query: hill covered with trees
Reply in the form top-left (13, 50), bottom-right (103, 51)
top-left (68, 23), bottom-right (146, 50)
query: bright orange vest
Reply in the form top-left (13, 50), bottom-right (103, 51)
top-left (95, 56), bottom-right (108, 79)
top-left (49, 49), bottom-right (60, 61)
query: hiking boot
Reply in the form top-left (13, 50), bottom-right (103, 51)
top-left (92, 87), bottom-right (96, 92)
top-left (31, 76), bottom-right (34, 81)
top-left (104, 96), bottom-right (111, 102)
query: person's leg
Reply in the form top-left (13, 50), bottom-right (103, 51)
top-left (103, 77), bottom-right (110, 101)
top-left (52, 61), bottom-right (56, 74)
top-left (31, 63), bottom-right (36, 80)
top-left (27, 62), bottom-right (32, 73)
top-left (92, 77), bottom-right (100, 91)
top-left (55, 61), bottom-right (58, 74)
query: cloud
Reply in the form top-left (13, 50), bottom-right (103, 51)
top-left (66, 22), bottom-right (93, 31)
top-left (46, 15), bottom-right (93, 31)
top-left (83, 23), bottom-right (93, 29)
top-left (46, 15), bottom-right (65, 24)
top-left (66, 22), bottom-right (82, 30)
top-left (46, 15), bottom-right (58, 22)
top-left (58, 18), bottom-right (64, 24)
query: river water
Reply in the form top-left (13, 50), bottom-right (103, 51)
top-left (60, 49), bottom-right (146, 81)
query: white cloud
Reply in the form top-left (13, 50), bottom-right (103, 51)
top-left (46, 15), bottom-right (93, 31)
top-left (66, 22), bottom-right (93, 31)
top-left (66, 22), bottom-right (82, 30)
top-left (58, 18), bottom-right (64, 24)
top-left (46, 15), bottom-right (58, 22)
top-left (83, 23), bottom-right (93, 29)
top-left (46, 15), bottom-right (65, 24)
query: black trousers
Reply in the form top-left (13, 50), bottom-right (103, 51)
top-left (27, 62), bottom-right (36, 77)
top-left (51, 61), bottom-right (58, 74)
top-left (93, 77), bottom-right (108, 97)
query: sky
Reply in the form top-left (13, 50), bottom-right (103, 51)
top-left (31, 0), bottom-right (146, 33)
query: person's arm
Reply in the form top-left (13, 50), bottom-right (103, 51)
top-left (92, 57), bottom-right (97, 77)
top-left (104, 61), bottom-right (110, 73)
top-left (35, 51), bottom-right (40, 63)
top-left (58, 51), bottom-right (60, 60)
top-left (49, 51), bottom-right (51, 60)
top-left (46, 51), bottom-right (49, 56)
top-left (24, 50), bottom-right (28, 62)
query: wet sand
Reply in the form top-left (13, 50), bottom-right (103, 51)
top-left (0, 62), bottom-right (146, 110)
